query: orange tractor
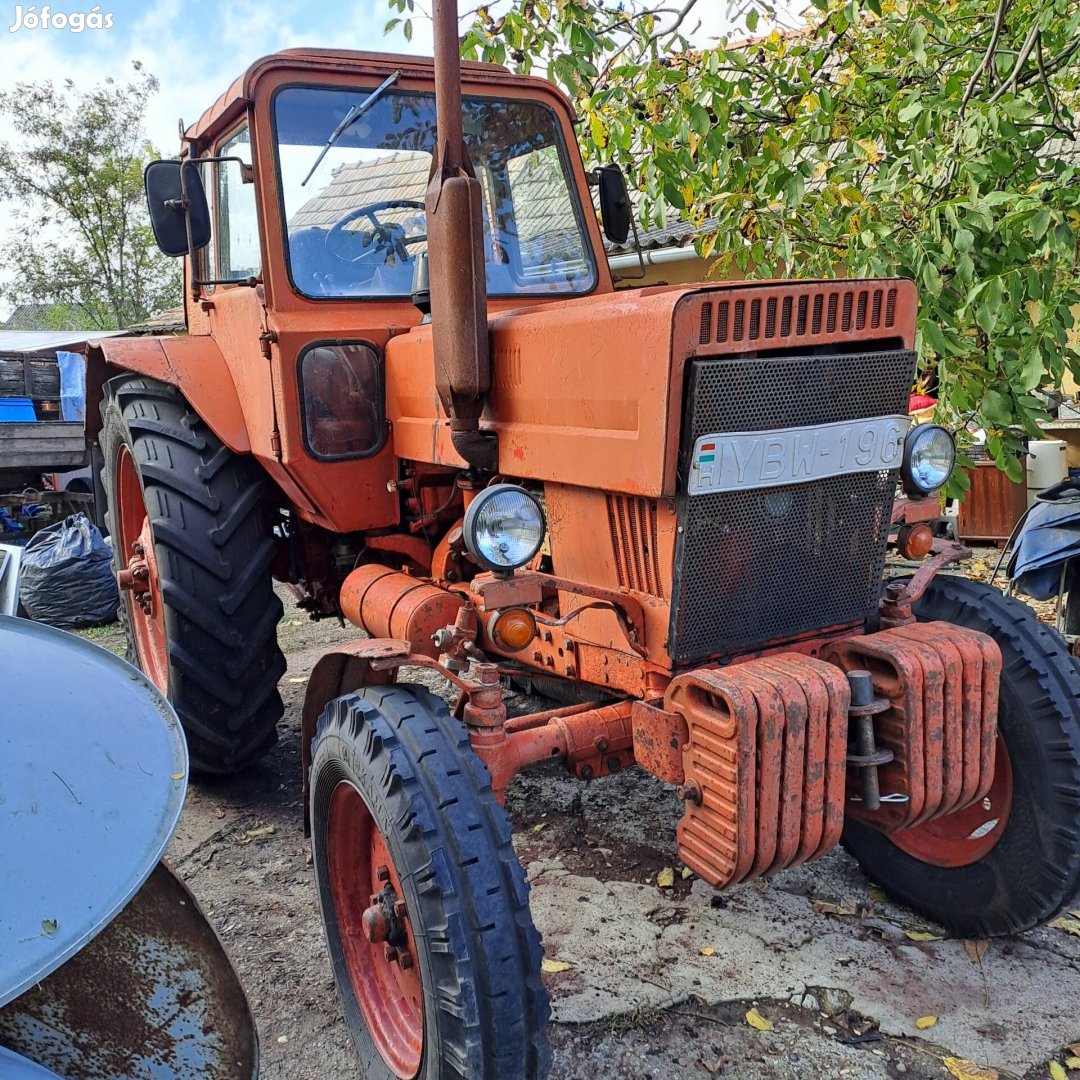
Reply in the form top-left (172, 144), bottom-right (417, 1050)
top-left (83, 2), bottom-right (1080, 1076)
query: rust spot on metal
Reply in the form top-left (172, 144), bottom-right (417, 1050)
top-left (0, 864), bottom-right (257, 1080)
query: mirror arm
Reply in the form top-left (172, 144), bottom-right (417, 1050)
top-left (178, 160), bottom-right (201, 299)
top-left (174, 154), bottom-right (259, 294)
top-left (614, 211), bottom-right (647, 283)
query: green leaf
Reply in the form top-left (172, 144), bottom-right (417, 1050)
top-left (689, 103), bottom-right (711, 138)
top-left (898, 100), bottom-right (922, 123)
top-left (746, 8), bottom-right (759, 31)
top-left (982, 389), bottom-right (1013, 426)
top-left (662, 181), bottom-right (686, 210)
top-left (909, 21), bottom-right (927, 65)
top-left (1030, 210), bottom-right (1051, 242)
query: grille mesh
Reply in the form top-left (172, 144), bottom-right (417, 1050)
top-left (669, 349), bottom-right (916, 662)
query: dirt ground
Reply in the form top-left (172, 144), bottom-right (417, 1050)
top-left (81, 571), bottom-right (1080, 1080)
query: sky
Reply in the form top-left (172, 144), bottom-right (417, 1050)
top-left (0, 0), bottom-right (762, 155)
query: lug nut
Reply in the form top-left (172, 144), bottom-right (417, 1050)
top-left (383, 945), bottom-right (398, 963)
top-left (393, 900), bottom-right (407, 919)
top-left (398, 950), bottom-right (414, 970)
top-left (376, 864), bottom-right (391, 883)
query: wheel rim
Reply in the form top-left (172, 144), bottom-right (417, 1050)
top-left (327, 781), bottom-right (423, 1078)
top-left (889, 734), bottom-right (1014, 868)
top-left (115, 445), bottom-right (169, 692)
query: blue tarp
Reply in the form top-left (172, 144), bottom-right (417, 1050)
top-left (1008, 496), bottom-right (1080, 599)
top-left (56, 350), bottom-right (85, 422)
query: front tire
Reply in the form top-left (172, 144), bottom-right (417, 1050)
top-left (310, 684), bottom-right (550, 1079)
top-left (844, 574), bottom-right (1080, 936)
top-left (100, 374), bottom-right (285, 773)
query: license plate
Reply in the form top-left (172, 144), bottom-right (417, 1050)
top-left (688, 415), bottom-right (909, 496)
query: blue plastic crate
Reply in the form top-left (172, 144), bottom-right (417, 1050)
top-left (0, 398), bottom-right (36, 422)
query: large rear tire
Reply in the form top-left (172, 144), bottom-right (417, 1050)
top-left (100, 374), bottom-right (285, 773)
top-left (844, 574), bottom-right (1080, 936)
top-left (310, 684), bottom-right (551, 1079)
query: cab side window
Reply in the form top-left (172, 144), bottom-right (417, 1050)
top-left (207, 126), bottom-right (260, 282)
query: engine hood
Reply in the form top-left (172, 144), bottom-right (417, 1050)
top-left (384, 278), bottom-right (916, 498)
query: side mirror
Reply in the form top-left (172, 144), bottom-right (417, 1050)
top-left (595, 164), bottom-right (631, 245)
top-left (144, 159), bottom-right (211, 257)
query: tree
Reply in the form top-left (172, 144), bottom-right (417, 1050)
top-left (0, 63), bottom-right (180, 331)
top-left (393, 0), bottom-right (1080, 485)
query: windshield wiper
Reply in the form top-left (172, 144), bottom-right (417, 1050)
top-left (301, 69), bottom-right (402, 187)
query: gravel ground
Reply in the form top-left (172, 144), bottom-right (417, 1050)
top-left (78, 566), bottom-right (1080, 1080)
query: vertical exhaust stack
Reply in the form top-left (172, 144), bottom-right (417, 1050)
top-left (426, 0), bottom-right (498, 471)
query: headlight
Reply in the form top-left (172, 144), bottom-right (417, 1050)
top-left (463, 484), bottom-right (546, 572)
top-left (901, 424), bottom-right (955, 495)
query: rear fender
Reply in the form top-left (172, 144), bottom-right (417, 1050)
top-left (85, 336), bottom-right (250, 454)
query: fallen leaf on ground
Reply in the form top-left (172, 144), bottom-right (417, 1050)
top-left (916, 1016), bottom-right (937, 1030)
top-left (868, 886), bottom-right (887, 902)
top-left (745, 1008), bottom-right (773, 1032)
top-left (681, 866), bottom-right (694, 880)
top-left (1068, 1044), bottom-right (1080, 1057)
top-left (942, 1057), bottom-right (998, 1080)
top-left (532, 822), bottom-right (546, 833)
top-left (905, 929), bottom-right (944, 941)
top-left (656, 867), bottom-right (675, 888)
top-left (170, 772), bottom-right (184, 781)
top-left (1064, 1057), bottom-right (1080, 1069)
top-left (964, 939), bottom-right (989, 962)
top-left (287, 676), bottom-right (308, 684)
top-left (239, 825), bottom-right (275, 842)
top-left (40, 919), bottom-right (58, 935)
top-left (1049, 1062), bottom-right (1068, 1080)
top-left (1050, 916), bottom-right (1080, 938)
top-left (813, 901), bottom-right (856, 917)
top-left (541, 958), bottom-right (572, 974)
top-left (700, 946), bottom-right (716, 957)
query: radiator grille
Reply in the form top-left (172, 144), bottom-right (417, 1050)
top-left (669, 349), bottom-right (916, 662)
top-left (607, 495), bottom-right (664, 597)
top-left (695, 285), bottom-right (898, 348)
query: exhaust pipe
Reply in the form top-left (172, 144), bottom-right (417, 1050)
top-left (425, 0), bottom-right (498, 471)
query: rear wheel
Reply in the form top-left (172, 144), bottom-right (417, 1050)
top-left (310, 684), bottom-right (550, 1079)
top-left (100, 374), bottom-right (285, 772)
top-left (844, 574), bottom-right (1080, 936)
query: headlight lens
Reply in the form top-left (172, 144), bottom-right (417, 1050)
top-left (902, 424), bottom-right (955, 495)
top-left (463, 484), bottom-right (546, 571)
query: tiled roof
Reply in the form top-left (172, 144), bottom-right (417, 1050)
top-left (290, 150), bottom-right (587, 262)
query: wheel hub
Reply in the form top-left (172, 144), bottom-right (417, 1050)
top-left (361, 881), bottom-right (414, 969)
top-left (118, 540), bottom-right (154, 614)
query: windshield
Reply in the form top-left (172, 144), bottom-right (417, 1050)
top-left (273, 85), bottom-right (598, 299)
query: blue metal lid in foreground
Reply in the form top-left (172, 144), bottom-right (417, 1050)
top-left (0, 614), bottom-right (187, 1009)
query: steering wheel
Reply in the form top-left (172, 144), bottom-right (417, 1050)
top-left (325, 199), bottom-right (427, 266)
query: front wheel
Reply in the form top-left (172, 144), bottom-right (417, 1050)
top-left (844, 574), bottom-right (1080, 937)
top-left (310, 684), bottom-right (550, 1079)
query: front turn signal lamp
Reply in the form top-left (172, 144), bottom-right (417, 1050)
top-left (489, 608), bottom-right (537, 651)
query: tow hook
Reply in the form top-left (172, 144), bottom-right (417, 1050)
top-left (879, 540), bottom-right (970, 627)
top-left (845, 670), bottom-right (893, 812)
